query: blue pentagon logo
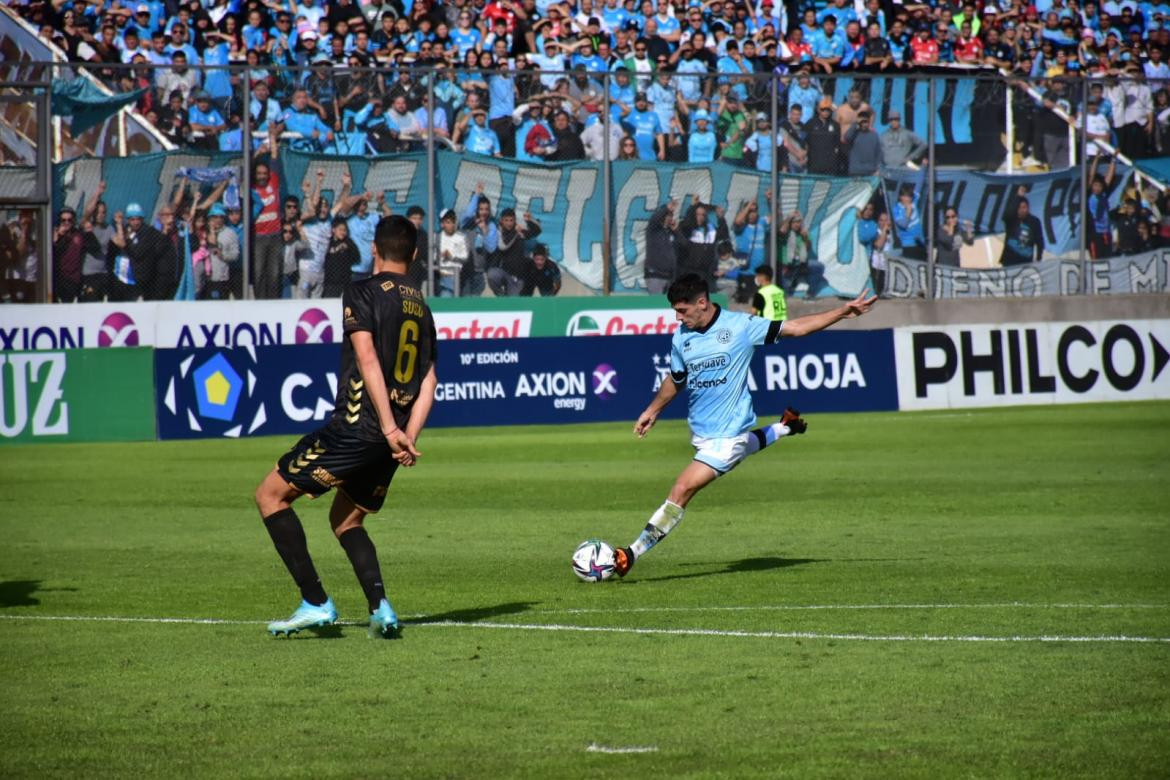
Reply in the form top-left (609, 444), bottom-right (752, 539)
top-left (193, 352), bottom-right (243, 421)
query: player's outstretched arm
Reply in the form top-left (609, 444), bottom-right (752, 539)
top-left (351, 331), bottom-right (422, 466)
top-left (634, 376), bottom-right (679, 438)
top-left (780, 291), bottom-right (877, 339)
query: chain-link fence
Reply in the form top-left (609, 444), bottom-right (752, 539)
top-left (3, 60), bottom-right (1168, 303)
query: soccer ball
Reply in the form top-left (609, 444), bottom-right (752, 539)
top-left (571, 539), bottom-right (616, 582)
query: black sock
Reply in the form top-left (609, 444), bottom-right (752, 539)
top-left (263, 508), bottom-right (328, 606)
top-left (339, 527), bottom-right (386, 613)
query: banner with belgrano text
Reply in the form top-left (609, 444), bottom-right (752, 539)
top-left (886, 252), bottom-right (1170, 298)
top-left (881, 165), bottom-right (1129, 257)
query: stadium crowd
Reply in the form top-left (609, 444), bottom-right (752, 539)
top-left (11, 0), bottom-right (1170, 301)
top-left (17, 0), bottom-right (1170, 166)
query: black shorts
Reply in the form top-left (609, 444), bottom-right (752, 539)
top-left (275, 424), bottom-right (399, 513)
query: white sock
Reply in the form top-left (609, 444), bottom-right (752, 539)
top-left (629, 501), bottom-right (685, 559)
top-left (745, 422), bottom-right (791, 456)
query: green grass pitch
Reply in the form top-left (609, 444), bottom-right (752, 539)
top-left (1, 402), bottom-right (1168, 778)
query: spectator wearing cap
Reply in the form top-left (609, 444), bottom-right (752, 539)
top-left (487, 208), bottom-right (541, 297)
top-left (109, 201), bottom-right (176, 301)
top-left (196, 203), bottom-right (239, 300)
top-left (880, 109), bottom-right (927, 167)
top-left (804, 97), bottom-right (842, 174)
top-left (621, 91), bottom-right (667, 160)
top-left (845, 110), bottom-right (882, 175)
top-left (744, 112), bottom-right (776, 172)
top-left (687, 109), bottom-right (719, 162)
top-left (521, 243), bottom-right (562, 296)
top-left (188, 90), bottom-right (226, 151)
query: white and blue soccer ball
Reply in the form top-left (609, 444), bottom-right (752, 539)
top-left (571, 539), bottom-right (616, 582)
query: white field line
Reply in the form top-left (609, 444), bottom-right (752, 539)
top-left (586, 743), bottom-right (658, 754)
top-left (1, 613), bottom-right (1168, 643)
top-left (533, 603), bottom-right (1170, 615)
top-left (419, 619), bottom-right (1170, 644)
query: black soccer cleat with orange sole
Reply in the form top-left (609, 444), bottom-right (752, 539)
top-left (613, 546), bottom-right (634, 577)
top-left (781, 407), bottom-right (807, 435)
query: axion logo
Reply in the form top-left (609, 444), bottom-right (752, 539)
top-left (295, 308), bottom-right (334, 344)
top-left (98, 312), bottom-right (139, 347)
top-left (592, 363), bottom-right (618, 399)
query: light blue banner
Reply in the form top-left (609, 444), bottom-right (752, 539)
top-left (57, 149), bottom-right (879, 296)
top-left (882, 164), bottom-right (1129, 256)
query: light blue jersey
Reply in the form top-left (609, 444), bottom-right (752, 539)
top-left (670, 307), bottom-right (780, 439)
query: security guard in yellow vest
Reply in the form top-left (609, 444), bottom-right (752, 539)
top-left (751, 265), bottom-right (787, 321)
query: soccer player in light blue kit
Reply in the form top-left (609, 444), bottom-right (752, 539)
top-left (612, 273), bottom-right (876, 576)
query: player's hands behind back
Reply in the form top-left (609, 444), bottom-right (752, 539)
top-left (386, 428), bottom-right (421, 467)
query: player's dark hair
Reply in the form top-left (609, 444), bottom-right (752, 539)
top-left (755, 264), bottom-right (773, 281)
top-left (406, 205), bottom-right (425, 218)
top-left (374, 214), bottom-right (418, 265)
top-left (667, 273), bottom-right (709, 304)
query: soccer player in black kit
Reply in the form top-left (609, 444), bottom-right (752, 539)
top-left (255, 215), bottom-right (437, 639)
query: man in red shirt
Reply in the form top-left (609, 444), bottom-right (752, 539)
top-left (251, 127), bottom-right (284, 299)
top-left (954, 21), bottom-right (984, 63)
top-left (909, 24), bottom-right (939, 65)
top-left (482, 0), bottom-right (520, 35)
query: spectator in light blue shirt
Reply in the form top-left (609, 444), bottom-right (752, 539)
top-left (464, 110), bottom-right (503, 156)
top-left (810, 17), bottom-right (846, 71)
top-left (187, 91), bottom-right (225, 150)
top-left (787, 71), bottom-right (822, 121)
top-left (623, 93), bottom-right (666, 160)
top-left (280, 89), bottom-right (334, 151)
top-left (687, 111), bottom-right (718, 162)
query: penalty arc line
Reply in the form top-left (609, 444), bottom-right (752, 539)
top-left (2, 614), bottom-right (1169, 643)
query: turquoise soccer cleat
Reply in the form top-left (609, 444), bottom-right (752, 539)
top-left (267, 597), bottom-right (338, 637)
top-left (368, 598), bottom-right (401, 639)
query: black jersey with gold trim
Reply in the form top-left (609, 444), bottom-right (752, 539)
top-left (334, 272), bottom-right (437, 441)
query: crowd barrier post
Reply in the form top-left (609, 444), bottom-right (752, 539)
top-left (242, 73), bottom-right (254, 300)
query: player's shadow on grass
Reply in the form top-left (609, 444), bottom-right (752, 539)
top-left (640, 556), bottom-right (826, 583)
top-left (409, 601), bottom-right (538, 624)
top-left (0, 580), bottom-right (45, 607)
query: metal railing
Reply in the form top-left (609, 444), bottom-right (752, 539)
top-left (4, 60), bottom-right (1168, 302)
